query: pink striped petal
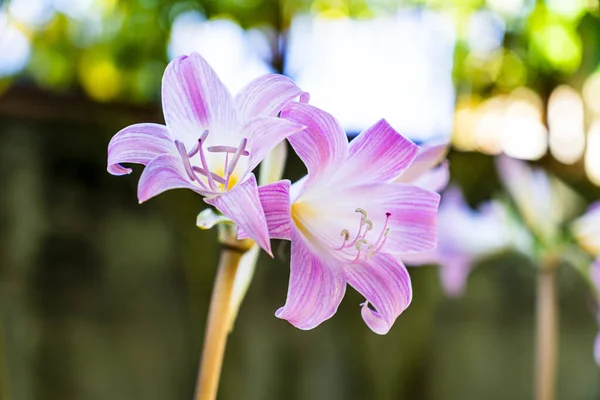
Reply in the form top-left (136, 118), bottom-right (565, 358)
top-left (398, 143), bottom-right (448, 183)
top-left (238, 180), bottom-right (292, 241)
top-left (275, 227), bottom-right (346, 330)
top-left (235, 74), bottom-right (309, 120)
top-left (162, 53), bottom-right (236, 144)
top-left (332, 183), bottom-right (440, 255)
top-left (343, 119), bottom-right (418, 184)
top-left (282, 103), bottom-right (348, 186)
top-left (408, 161), bottom-right (450, 193)
top-left (137, 154), bottom-right (205, 203)
top-left (107, 123), bottom-right (175, 175)
top-left (244, 117), bottom-right (306, 173)
top-left (345, 254), bottom-right (412, 335)
top-left (205, 174), bottom-right (272, 256)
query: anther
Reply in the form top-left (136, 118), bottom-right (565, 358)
top-left (355, 239), bottom-right (367, 251)
top-left (355, 208), bottom-right (368, 219)
top-left (340, 229), bottom-right (350, 240)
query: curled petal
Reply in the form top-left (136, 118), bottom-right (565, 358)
top-left (398, 143), bottom-right (448, 183)
top-left (235, 74), bottom-right (309, 121)
top-left (343, 119), bottom-right (418, 184)
top-left (345, 254), bottom-right (412, 335)
top-left (205, 174), bottom-right (272, 256)
top-left (238, 180), bottom-right (292, 241)
top-left (282, 103), bottom-right (348, 186)
top-left (276, 227), bottom-right (346, 330)
top-left (196, 208), bottom-right (232, 230)
top-left (107, 123), bottom-right (175, 175)
top-left (244, 117), bottom-right (306, 173)
top-left (137, 154), bottom-right (204, 203)
top-left (162, 53), bottom-right (236, 143)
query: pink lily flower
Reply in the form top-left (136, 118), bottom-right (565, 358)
top-left (107, 52), bottom-right (307, 255)
top-left (243, 103), bottom-right (440, 334)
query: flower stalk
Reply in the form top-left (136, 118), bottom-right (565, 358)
top-left (534, 258), bottom-right (558, 400)
top-left (195, 224), bottom-right (253, 400)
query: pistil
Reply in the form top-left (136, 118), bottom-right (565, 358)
top-left (175, 130), bottom-right (250, 193)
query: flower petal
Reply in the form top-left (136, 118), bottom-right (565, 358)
top-left (244, 117), bottom-right (306, 173)
top-left (408, 161), bottom-right (450, 193)
top-left (196, 208), bottom-right (232, 230)
top-left (205, 174), bottom-right (272, 255)
top-left (381, 184), bottom-right (440, 254)
top-left (275, 226), bottom-right (346, 330)
top-left (397, 143), bottom-right (448, 183)
top-left (344, 254), bottom-right (412, 335)
top-left (107, 123), bottom-right (175, 175)
top-left (238, 180), bottom-right (292, 241)
top-left (235, 74), bottom-right (309, 121)
top-left (162, 53), bottom-right (236, 144)
top-left (137, 154), bottom-right (204, 203)
top-left (288, 183), bottom-right (439, 261)
top-left (282, 103), bottom-right (348, 186)
top-left (342, 119), bottom-right (418, 185)
top-left (439, 256), bottom-right (472, 297)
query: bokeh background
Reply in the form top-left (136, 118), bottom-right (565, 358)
top-left (2, 0), bottom-right (600, 399)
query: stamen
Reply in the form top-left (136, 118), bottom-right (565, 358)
top-left (334, 229), bottom-right (351, 251)
top-left (197, 137), bottom-right (217, 190)
top-left (207, 146), bottom-right (250, 156)
top-left (355, 208), bottom-right (368, 219)
top-left (355, 239), bottom-right (367, 250)
top-left (191, 167), bottom-right (227, 185)
top-left (334, 210), bottom-right (392, 263)
top-left (227, 138), bottom-right (248, 176)
top-left (174, 140), bottom-right (196, 182)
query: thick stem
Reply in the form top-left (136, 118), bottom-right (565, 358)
top-left (194, 247), bottom-right (244, 400)
top-left (534, 264), bottom-right (558, 400)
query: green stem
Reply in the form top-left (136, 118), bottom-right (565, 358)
top-left (534, 261), bottom-right (558, 400)
top-left (194, 246), bottom-right (244, 400)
